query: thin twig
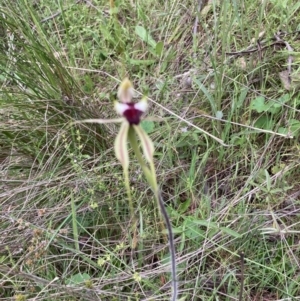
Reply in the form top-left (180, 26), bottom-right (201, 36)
top-left (226, 40), bottom-right (285, 56)
top-left (188, 114), bottom-right (293, 138)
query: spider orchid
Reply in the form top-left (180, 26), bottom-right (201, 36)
top-left (113, 78), bottom-right (154, 178)
top-left (74, 78), bottom-right (155, 180)
top-left (72, 78), bottom-right (177, 301)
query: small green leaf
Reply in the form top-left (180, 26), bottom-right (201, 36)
top-left (109, 7), bottom-right (119, 15)
top-left (278, 127), bottom-right (289, 135)
top-left (237, 87), bottom-right (249, 108)
top-left (250, 96), bottom-right (266, 113)
top-left (279, 119), bottom-right (300, 137)
top-left (83, 74), bottom-right (94, 93)
top-left (178, 198), bottom-right (192, 214)
top-left (254, 115), bottom-right (274, 130)
top-left (251, 95), bottom-right (289, 114)
top-left (128, 59), bottom-right (156, 65)
top-left (220, 227), bottom-right (242, 238)
top-left (264, 169), bottom-right (271, 191)
top-left (193, 78), bottom-right (216, 112)
top-left (168, 227), bottom-right (184, 234)
top-left (140, 120), bottom-right (155, 133)
top-left (271, 163), bottom-right (286, 174)
top-left (189, 218), bottom-right (218, 229)
top-left (155, 41), bottom-right (164, 56)
top-left (66, 273), bottom-right (90, 285)
top-left (289, 119), bottom-right (300, 136)
top-left (183, 219), bottom-right (205, 239)
top-left (135, 25), bottom-right (156, 48)
top-left (114, 122), bottom-right (129, 170)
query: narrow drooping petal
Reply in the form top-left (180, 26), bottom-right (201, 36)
top-left (114, 121), bottom-right (130, 170)
top-left (73, 118), bottom-right (124, 125)
top-left (117, 78), bottom-right (134, 103)
top-left (133, 125), bottom-right (154, 164)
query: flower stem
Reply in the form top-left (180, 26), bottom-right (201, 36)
top-left (124, 167), bottom-right (138, 248)
top-left (156, 190), bottom-right (177, 301)
top-left (70, 190), bottom-right (79, 251)
top-left (128, 126), bottom-right (177, 300)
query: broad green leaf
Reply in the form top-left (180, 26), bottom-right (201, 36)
top-left (135, 25), bottom-right (156, 48)
top-left (250, 96), bottom-right (266, 113)
top-left (140, 120), bottom-right (155, 134)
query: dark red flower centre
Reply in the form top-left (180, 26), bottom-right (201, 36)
top-left (123, 103), bottom-right (144, 125)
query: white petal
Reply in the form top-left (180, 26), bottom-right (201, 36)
top-left (134, 98), bottom-right (148, 113)
top-left (114, 102), bottom-right (130, 115)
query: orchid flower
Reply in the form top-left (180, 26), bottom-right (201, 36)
top-left (72, 78), bottom-right (177, 301)
top-left (114, 79), bottom-right (155, 183)
top-left (74, 78), bottom-right (155, 185)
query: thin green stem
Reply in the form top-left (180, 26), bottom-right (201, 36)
top-left (124, 167), bottom-right (138, 248)
top-left (70, 191), bottom-right (79, 251)
top-left (124, 167), bottom-right (134, 219)
top-left (150, 162), bottom-right (158, 192)
top-left (128, 126), bottom-right (177, 300)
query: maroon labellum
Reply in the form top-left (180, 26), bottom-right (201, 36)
top-left (122, 103), bottom-right (144, 125)
top-left (115, 99), bottom-right (148, 125)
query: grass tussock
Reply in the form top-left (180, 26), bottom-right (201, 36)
top-left (1, 0), bottom-right (300, 300)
